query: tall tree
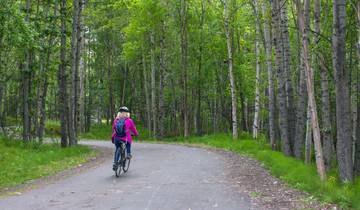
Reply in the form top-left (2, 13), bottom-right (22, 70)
top-left (150, 31), bottom-right (157, 138)
top-left (280, 0), bottom-right (295, 152)
top-left (293, 0), bottom-right (309, 159)
top-left (37, 0), bottom-right (58, 142)
top-left (296, 0), bottom-right (326, 181)
top-left (180, 0), bottom-right (189, 137)
top-left (69, 0), bottom-right (83, 145)
top-left (142, 50), bottom-right (151, 136)
top-left (223, 0), bottom-right (238, 140)
top-left (22, 0), bottom-right (32, 142)
top-left (252, 0), bottom-right (261, 139)
top-left (354, 0), bottom-right (360, 175)
top-left (59, 0), bottom-right (69, 147)
top-left (272, 0), bottom-right (291, 155)
top-left (158, 20), bottom-right (166, 139)
top-left (262, 1), bottom-right (276, 149)
top-left (333, 0), bottom-right (353, 182)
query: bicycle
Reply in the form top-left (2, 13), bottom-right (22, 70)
top-left (113, 141), bottom-right (131, 177)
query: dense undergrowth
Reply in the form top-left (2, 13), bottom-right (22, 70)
top-left (0, 136), bottom-right (96, 189)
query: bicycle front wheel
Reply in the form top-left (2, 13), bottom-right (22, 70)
top-left (114, 149), bottom-right (123, 177)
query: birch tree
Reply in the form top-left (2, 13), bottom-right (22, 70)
top-left (261, 1), bottom-right (276, 149)
top-left (223, 0), bottom-right (238, 140)
top-left (296, 0), bottom-right (326, 181)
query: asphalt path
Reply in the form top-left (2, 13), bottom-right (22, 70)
top-left (0, 141), bottom-right (255, 210)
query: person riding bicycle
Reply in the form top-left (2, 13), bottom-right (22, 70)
top-left (112, 106), bottom-right (138, 170)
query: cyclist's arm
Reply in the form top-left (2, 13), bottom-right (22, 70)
top-left (129, 119), bottom-right (139, 137)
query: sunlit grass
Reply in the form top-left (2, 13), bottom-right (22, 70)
top-left (0, 136), bottom-right (96, 189)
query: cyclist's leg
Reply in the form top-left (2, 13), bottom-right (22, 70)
top-left (126, 142), bottom-right (131, 157)
top-left (114, 139), bottom-right (121, 163)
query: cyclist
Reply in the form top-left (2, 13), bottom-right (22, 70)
top-left (112, 106), bottom-right (138, 170)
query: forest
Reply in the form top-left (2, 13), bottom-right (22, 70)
top-left (0, 0), bottom-right (359, 193)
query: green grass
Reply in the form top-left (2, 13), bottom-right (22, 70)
top-left (79, 124), bottom-right (112, 140)
top-left (0, 136), bottom-right (96, 189)
top-left (79, 122), bottom-right (151, 141)
top-left (44, 120), bottom-right (61, 138)
top-left (156, 134), bottom-right (360, 210)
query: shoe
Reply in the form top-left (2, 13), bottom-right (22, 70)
top-left (112, 163), bottom-right (117, 171)
top-left (127, 154), bottom-right (132, 159)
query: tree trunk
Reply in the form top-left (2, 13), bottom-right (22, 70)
top-left (142, 51), bottom-right (151, 135)
top-left (354, 0), bottom-right (360, 175)
top-left (121, 62), bottom-right (127, 106)
top-left (223, 0), bottom-right (238, 139)
top-left (180, 0), bottom-right (189, 137)
top-left (304, 102), bottom-right (312, 164)
top-left (293, 0), bottom-right (309, 159)
top-left (79, 29), bottom-right (86, 133)
top-left (37, 0), bottom-right (58, 142)
top-left (23, 0), bottom-right (32, 142)
top-left (195, 0), bottom-right (205, 136)
top-left (97, 67), bottom-right (104, 125)
top-left (150, 32), bottom-right (157, 138)
top-left (69, 0), bottom-right (81, 146)
top-left (280, 0), bottom-right (295, 153)
top-left (262, 1), bottom-right (276, 149)
top-left (311, 0), bottom-right (334, 170)
top-left (318, 55), bottom-right (334, 170)
top-left (108, 55), bottom-right (114, 123)
top-left (158, 21), bottom-right (166, 139)
top-left (252, 0), bottom-right (261, 139)
top-left (296, 0), bottom-right (326, 181)
top-left (333, 0), bottom-right (353, 183)
top-left (272, 0), bottom-right (291, 155)
top-left (59, 0), bottom-right (68, 147)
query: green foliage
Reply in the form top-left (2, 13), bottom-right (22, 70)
top-left (79, 123), bottom-right (111, 140)
top-left (158, 134), bottom-right (360, 209)
top-left (0, 136), bottom-right (95, 189)
top-left (79, 121), bottom-right (151, 141)
top-left (44, 120), bottom-right (61, 138)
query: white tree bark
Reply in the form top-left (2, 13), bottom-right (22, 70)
top-left (252, 0), bottom-right (261, 139)
top-left (296, 0), bottom-right (326, 180)
top-left (223, 0), bottom-right (238, 139)
top-left (262, 2), bottom-right (276, 148)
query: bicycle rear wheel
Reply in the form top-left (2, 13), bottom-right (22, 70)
top-left (123, 157), bottom-right (131, 173)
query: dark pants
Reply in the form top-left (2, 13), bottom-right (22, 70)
top-left (114, 139), bottom-right (131, 162)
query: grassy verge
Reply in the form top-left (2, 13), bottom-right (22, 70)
top-left (0, 136), bottom-right (96, 189)
top-left (155, 134), bottom-right (359, 209)
top-left (79, 123), bottom-right (150, 141)
top-left (79, 124), bottom-right (111, 140)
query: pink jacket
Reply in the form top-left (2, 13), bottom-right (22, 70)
top-left (111, 117), bottom-right (138, 144)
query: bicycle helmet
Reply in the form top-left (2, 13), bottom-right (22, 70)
top-left (118, 106), bottom-right (130, 113)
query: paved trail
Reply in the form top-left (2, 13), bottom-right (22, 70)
top-left (0, 141), bottom-right (255, 210)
